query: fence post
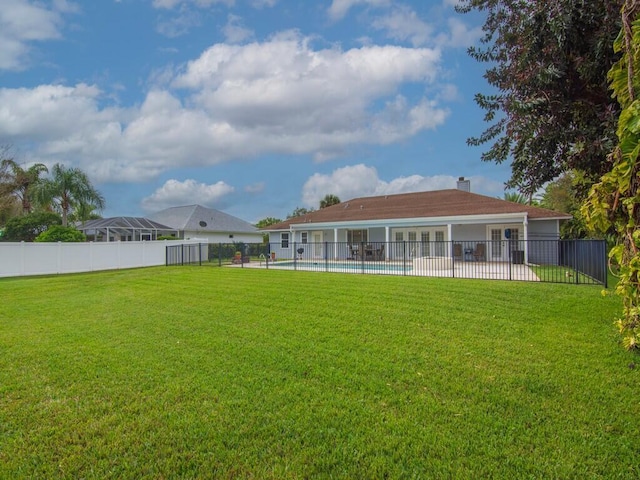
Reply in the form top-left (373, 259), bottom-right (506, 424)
top-left (325, 242), bottom-right (328, 272)
top-left (603, 240), bottom-right (608, 288)
top-left (451, 240), bottom-right (455, 278)
top-left (403, 241), bottom-right (407, 276)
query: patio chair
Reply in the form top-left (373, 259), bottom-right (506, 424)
top-left (473, 243), bottom-right (486, 261)
top-left (375, 244), bottom-right (385, 261)
top-left (453, 243), bottom-right (463, 261)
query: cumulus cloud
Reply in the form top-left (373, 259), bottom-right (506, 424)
top-left (0, 33), bottom-right (449, 184)
top-left (371, 5), bottom-right (432, 47)
top-left (141, 178), bottom-right (235, 212)
top-left (327, 0), bottom-right (390, 21)
top-left (301, 165), bottom-right (503, 207)
top-left (0, 0), bottom-right (78, 71)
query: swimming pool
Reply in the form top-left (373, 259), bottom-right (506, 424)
top-left (264, 260), bottom-right (412, 274)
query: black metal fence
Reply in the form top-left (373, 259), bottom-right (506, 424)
top-left (166, 242), bottom-right (269, 267)
top-left (166, 243), bottom-right (209, 266)
top-left (167, 239), bottom-right (607, 286)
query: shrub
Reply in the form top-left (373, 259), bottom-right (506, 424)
top-left (2, 212), bottom-right (62, 242)
top-left (35, 225), bottom-right (86, 242)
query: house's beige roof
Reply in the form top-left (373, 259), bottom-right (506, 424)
top-left (264, 189), bottom-right (571, 230)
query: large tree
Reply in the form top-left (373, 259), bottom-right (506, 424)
top-left (583, 0), bottom-right (640, 350)
top-left (0, 158), bottom-right (48, 214)
top-left (35, 163), bottom-right (105, 227)
top-left (457, 0), bottom-right (623, 196)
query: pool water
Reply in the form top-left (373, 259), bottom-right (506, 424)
top-left (269, 260), bottom-right (411, 273)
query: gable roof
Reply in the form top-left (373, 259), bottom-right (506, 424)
top-left (148, 204), bottom-right (259, 234)
top-left (264, 189), bottom-right (571, 230)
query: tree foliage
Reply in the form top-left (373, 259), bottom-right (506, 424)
top-left (0, 156), bottom-right (48, 215)
top-left (255, 217), bottom-right (283, 243)
top-left (457, 0), bottom-right (623, 197)
top-left (35, 225), bottom-right (86, 242)
top-left (583, 0), bottom-right (640, 350)
top-left (540, 172), bottom-right (590, 239)
top-left (35, 163), bottom-right (105, 227)
top-left (319, 194), bottom-right (341, 209)
top-left (503, 191), bottom-right (531, 205)
top-left (2, 212), bottom-right (61, 242)
top-left (287, 206), bottom-right (314, 219)
top-left (255, 217), bottom-right (282, 229)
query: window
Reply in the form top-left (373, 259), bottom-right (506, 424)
top-left (301, 232), bottom-right (308, 244)
top-left (281, 232), bottom-right (290, 248)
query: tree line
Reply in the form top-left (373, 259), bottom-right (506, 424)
top-left (458, 0), bottom-right (639, 349)
top-left (0, 152), bottom-right (104, 242)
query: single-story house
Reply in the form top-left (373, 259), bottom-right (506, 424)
top-left (147, 204), bottom-right (262, 243)
top-left (78, 217), bottom-right (177, 242)
top-left (262, 180), bottom-right (571, 265)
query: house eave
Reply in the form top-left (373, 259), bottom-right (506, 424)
top-left (264, 212), bottom-right (571, 233)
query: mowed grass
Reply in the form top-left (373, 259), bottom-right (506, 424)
top-left (1, 267), bottom-right (638, 479)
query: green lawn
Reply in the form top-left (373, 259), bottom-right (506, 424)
top-left (1, 267), bottom-right (638, 479)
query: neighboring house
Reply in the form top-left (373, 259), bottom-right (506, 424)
top-left (147, 204), bottom-right (262, 243)
top-left (262, 180), bottom-right (571, 264)
top-left (78, 217), bottom-right (177, 242)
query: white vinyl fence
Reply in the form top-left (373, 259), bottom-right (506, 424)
top-left (0, 240), bottom-right (206, 278)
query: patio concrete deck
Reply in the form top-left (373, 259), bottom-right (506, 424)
top-left (241, 259), bottom-right (540, 281)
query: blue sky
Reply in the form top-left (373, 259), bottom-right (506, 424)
top-left (0, 0), bottom-right (512, 223)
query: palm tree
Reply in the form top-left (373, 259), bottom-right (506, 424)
top-left (319, 194), bottom-right (341, 209)
top-left (68, 201), bottom-right (103, 225)
top-left (36, 163), bottom-right (105, 227)
top-left (0, 159), bottom-right (49, 214)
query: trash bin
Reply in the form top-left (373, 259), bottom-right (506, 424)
top-left (512, 250), bottom-right (524, 264)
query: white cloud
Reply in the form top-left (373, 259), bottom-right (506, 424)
top-left (327, 0), bottom-right (390, 21)
top-left (152, 0), bottom-right (234, 9)
top-left (371, 5), bottom-right (432, 47)
top-left (244, 182), bottom-right (265, 194)
top-left (222, 14), bottom-right (254, 44)
top-left (172, 33), bottom-right (445, 159)
top-left (251, 0), bottom-right (277, 7)
top-left (156, 10), bottom-right (202, 38)
top-left (0, 0), bottom-right (76, 71)
top-left (436, 17), bottom-right (483, 48)
top-left (141, 179), bottom-right (235, 212)
top-left (0, 33), bottom-right (449, 184)
top-left (301, 165), bottom-right (503, 207)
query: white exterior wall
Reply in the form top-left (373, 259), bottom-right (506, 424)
top-left (527, 220), bottom-right (561, 240)
top-left (182, 231), bottom-right (262, 243)
top-left (0, 239), bottom-right (205, 278)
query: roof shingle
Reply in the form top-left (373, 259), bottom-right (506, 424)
top-left (264, 189), bottom-right (570, 230)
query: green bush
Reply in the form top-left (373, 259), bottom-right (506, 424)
top-left (2, 212), bottom-right (62, 242)
top-left (157, 235), bottom-right (179, 240)
top-left (35, 225), bottom-right (86, 242)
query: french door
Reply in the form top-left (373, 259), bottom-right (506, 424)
top-left (488, 226), bottom-right (520, 261)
